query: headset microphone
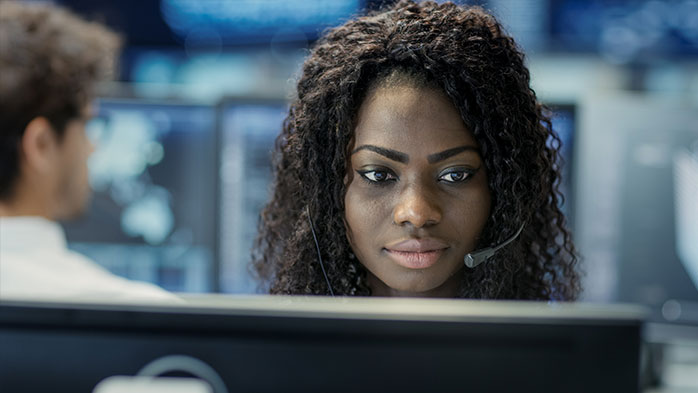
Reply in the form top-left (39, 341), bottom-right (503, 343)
top-left (464, 224), bottom-right (525, 269)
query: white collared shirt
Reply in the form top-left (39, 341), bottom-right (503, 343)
top-left (0, 216), bottom-right (179, 303)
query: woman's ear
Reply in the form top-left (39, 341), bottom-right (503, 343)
top-left (21, 117), bottom-right (60, 175)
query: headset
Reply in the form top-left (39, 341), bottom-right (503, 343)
top-left (306, 205), bottom-right (525, 296)
top-left (463, 224), bottom-right (525, 268)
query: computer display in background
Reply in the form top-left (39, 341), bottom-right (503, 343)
top-left (160, 0), bottom-right (364, 45)
top-left (618, 118), bottom-right (698, 324)
top-left (61, 99), bottom-right (218, 293)
top-left (674, 145), bottom-right (698, 292)
top-left (577, 93), bottom-right (698, 326)
top-left (218, 99), bottom-right (288, 293)
top-left (58, 0), bottom-right (366, 47)
top-left (549, 0), bottom-right (698, 61)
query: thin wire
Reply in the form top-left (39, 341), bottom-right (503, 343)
top-left (306, 205), bottom-right (335, 297)
top-left (491, 223), bottom-right (525, 253)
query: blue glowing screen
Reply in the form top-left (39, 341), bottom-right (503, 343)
top-left (62, 99), bottom-right (218, 293)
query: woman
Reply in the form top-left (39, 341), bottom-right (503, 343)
top-left (253, 0), bottom-right (580, 300)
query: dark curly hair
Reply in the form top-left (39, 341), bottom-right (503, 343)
top-left (0, 0), bottom-right (120, 200)
top-left (253, 0), bottom-right (581, 300)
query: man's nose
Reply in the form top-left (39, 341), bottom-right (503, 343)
top-left (392, 182), bottom-right (442, 228)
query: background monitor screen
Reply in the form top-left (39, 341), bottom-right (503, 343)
top-left (674, 145), bottom-right (698, 294)
top-left (217, 99), bottom-right (289, 293)
top-left (618, 124), bottom-right (698, 321)
top-left (548, 0), bottom-right (698, 60)
top-left (56, 0), bottom-right (366, 47)
top-left (62, 99), bottom-right (218, 293)
top-left (576, 93), bottom-right (698, 324)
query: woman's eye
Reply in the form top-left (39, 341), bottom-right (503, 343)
top-left (358, 170), bottom-right (395, 183)
top-left (438, 170), bottom-right (471, 183)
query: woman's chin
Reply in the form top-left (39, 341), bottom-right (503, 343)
top-left (377, 276), bottom-right (450, 297)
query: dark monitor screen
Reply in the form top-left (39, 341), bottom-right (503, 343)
top-left (61, 99), bottom-right (218, 293)
top-left (0, 297), bottom-right (644, 393)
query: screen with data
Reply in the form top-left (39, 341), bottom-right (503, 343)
top-left (62, 99), bottom-right (218, 293)
top-left (217, 100), bottom-right (289, 293)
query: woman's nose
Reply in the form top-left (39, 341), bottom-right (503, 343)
top-left (392, 183), bottom-right (442, 228)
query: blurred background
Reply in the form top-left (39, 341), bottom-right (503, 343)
top-left (39, 0), bottom-right (696, 327)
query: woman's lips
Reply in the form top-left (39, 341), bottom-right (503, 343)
top-left (384, 238), bottom-right (449, 269)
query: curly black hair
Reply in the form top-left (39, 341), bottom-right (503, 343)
top-left (253, 0), bottom-right (581, 300)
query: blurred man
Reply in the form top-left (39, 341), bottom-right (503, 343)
top-left (0, 1), bottom-right (175, 301)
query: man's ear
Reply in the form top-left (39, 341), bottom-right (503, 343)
top-left (21, 117), bottom-right (59, 174)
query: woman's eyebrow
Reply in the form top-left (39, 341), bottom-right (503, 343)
top-left (351, 145), bottom-right (409, 163)
top-left (351, 144), bottom-right (480, 164)
top-left (427, 146), bottom-right (480, 164)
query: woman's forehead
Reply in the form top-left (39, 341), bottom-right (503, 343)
top-left (353, 85), bottom-right (478, 149)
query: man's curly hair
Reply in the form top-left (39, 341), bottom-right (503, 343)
top-left (253, 0), bottom-right (581, 300)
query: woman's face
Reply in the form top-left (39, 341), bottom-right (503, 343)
top-left (344, 85), bottom-right (491, 297)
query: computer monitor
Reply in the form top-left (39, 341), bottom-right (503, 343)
top-left (61, 98), bottom-right (219, 293)
top-left (217, 98), bottom-right (289, 294)
top-left (0, 297), bottom-right (644, 392)
top-left (548, 1), bottom-right (698, 59)
top-left (576, 93), bottom-right (698, 328)
top-left (59, 0), bottom-right (366, 47)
